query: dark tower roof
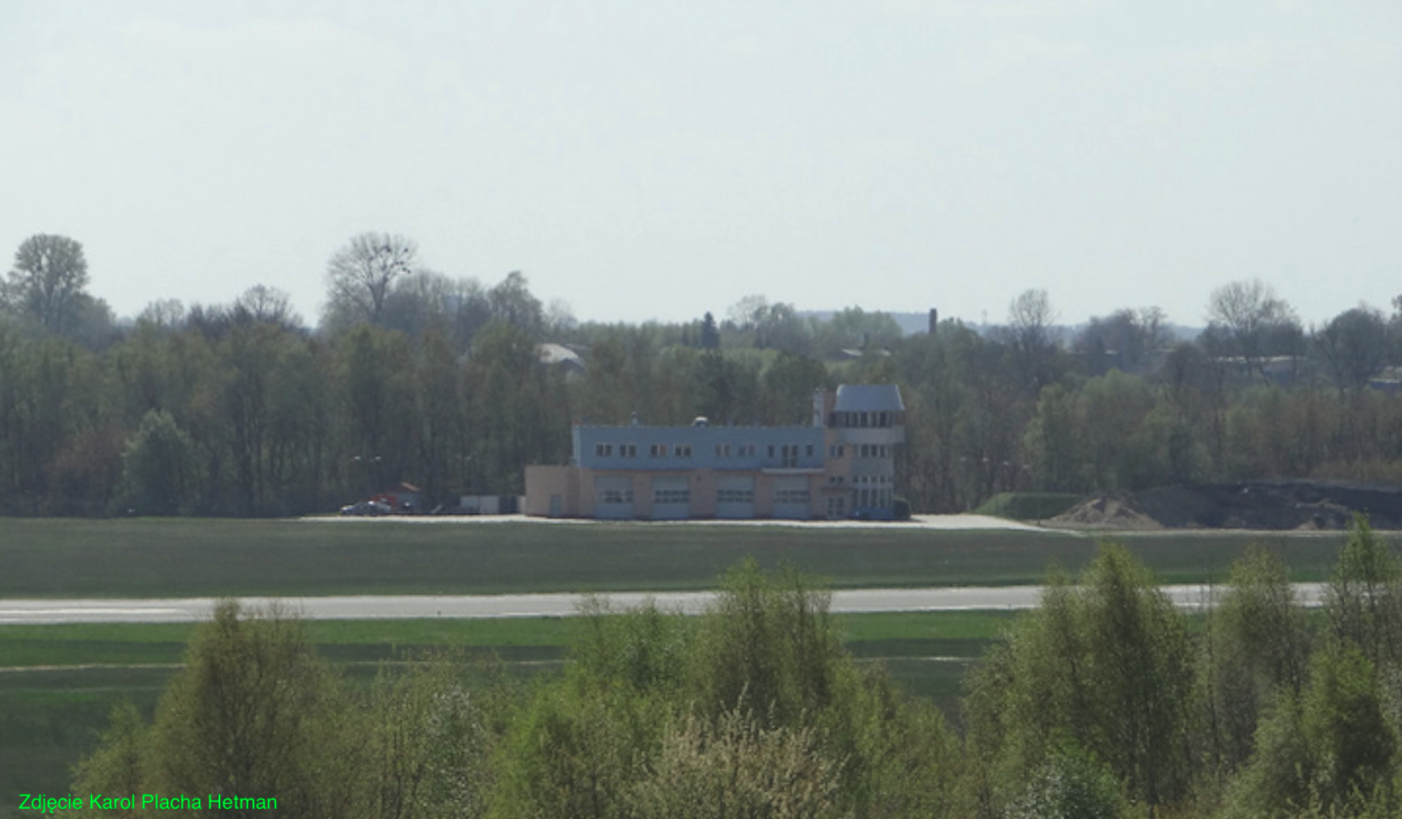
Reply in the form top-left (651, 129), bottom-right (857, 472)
top-left (833, 384), bottom-right (904, 413)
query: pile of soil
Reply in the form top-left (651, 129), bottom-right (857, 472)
top-left (1050, 480), bottom-right (1402, 531)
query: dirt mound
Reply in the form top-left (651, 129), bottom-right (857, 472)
top-left (1054, 495), bottom-right (1162, 530)
top-left (1050, 480), bottom-right (1402, 531)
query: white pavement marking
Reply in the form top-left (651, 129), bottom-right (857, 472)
top-left (0, 584), bottom-right (1328, 625)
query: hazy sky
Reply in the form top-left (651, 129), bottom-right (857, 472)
top-left (3, 0), bottom-right (1399, 329)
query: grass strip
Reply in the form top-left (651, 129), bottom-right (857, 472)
top-left (0, 518), bottom-right (1353, 599)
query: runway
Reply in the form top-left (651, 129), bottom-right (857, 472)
top-left (0, 583), bottom-right (1329, 624)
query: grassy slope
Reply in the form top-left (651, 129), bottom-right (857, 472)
top-left (0, 518), bottom-right (1352, 598)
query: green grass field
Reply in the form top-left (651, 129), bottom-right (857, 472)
top-left (0, 610), bottom-right (1012, 808)
top-left (0, 517), bottom-right (1370, 814)
top-left (0, 518), bottom-right (1356, 598)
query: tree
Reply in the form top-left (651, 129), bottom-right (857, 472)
top-left (145, 601), bottom-right (355, 817)
top-left (700, 311), bottom-right (720, 350)
top-left (118, 409), bottom-right (196, 516)
top-left (1198, 546), bottom-right (1309, 778)
top-left (1315, 305), bottom-right (1388, 393)
top-left (4, 234), bottom-right (91, 336)
top-left (233, 284), bottom-right (302, 330)
top-left (1206, 279), bottom-right (1302, 383)
top-left (966, 544), bottom-right (1195, 809)
top-left (324, 232), bottom-right (418, 328)
top-left (1221, 643), bottom-right (1399, 818)
top-left (1327, 515), bottom-right (1402, 667)
top-left (1074, 306), bottom-right (1170, 375)
top-left (1006, 288), bottom-right (1058, 392)
top-left (487, 271), bottom-right (544, 336)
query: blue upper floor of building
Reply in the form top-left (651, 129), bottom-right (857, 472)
top-left (574, 424), bottom-right (826, 472)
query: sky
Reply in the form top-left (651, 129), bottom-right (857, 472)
top-left (3, 0), bottom-right (1399, 329)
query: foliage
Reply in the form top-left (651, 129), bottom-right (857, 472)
top-left (1328, 515), bottom-right (1402, 667)
top-left (117, 409), bottom-right (196, 515)
top-left (625, 707), bottom-right (851, 819)
top-left (62, 534), bottom-right (1402, 819)
top-left (5, 245), bottom-right (1402, 518)
top-left (1197, 545), bottom-right (1309, 778)
top-left (965, 543), bottom-right (1195, 810)
top-left (1005, 744), bottom-right (1142, 819)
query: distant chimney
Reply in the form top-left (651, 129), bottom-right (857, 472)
top-left (928, 308), bottom-right (938, 334)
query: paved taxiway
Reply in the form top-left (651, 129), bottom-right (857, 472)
top-left (0, 584), bottom-right (1328, 624)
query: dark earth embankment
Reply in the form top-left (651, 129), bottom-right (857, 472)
top-left (1050, 479), bottom-right (1402, 531)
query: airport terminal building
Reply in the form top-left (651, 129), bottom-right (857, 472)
top-left (524, 384), bottom-right (904, 520)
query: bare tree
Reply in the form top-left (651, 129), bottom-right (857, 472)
top-left (1206, 279), bottom-right (1301, 383)
top-left (1007, 288), bottom-right (1057, 390)
top-left (5, 234), bottom-right (90, 336)
top-left (324, 232), bottom-right (418, 327)
top-left (136, 298), bottom-right (187, 331)
top-left (234, 284), bottom-right (302, 329)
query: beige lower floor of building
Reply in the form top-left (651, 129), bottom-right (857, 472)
top-left (524, 465), bottom-right (862, 521)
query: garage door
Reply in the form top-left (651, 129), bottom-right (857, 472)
top-left (772, 476), bottom-right (812, 520)
top-left (593, 476), bottom-right (635, 520)
top-left (716, 475), bottom-right (755, 519)
top-left (650, 476), bottom-right (690, 520)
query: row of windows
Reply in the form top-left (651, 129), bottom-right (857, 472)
top-left (854, 474), bottom-right (893, 485)
top-left (601, 486), bottom-right (889, 510)
top-left (594, 442), bottom-right (816, 460)
top-left (855, 488), bottom-right (894, 509)
top-left (832, 411), bottom-right (898, 429)
top-left (595, 443), bottom-right (692, 458)
top-left (600, 487), bottom-right (817, 506)
top-left (827, 444), bottom-right (893, 459)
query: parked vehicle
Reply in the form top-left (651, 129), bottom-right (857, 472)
top-left (339, 500), bottom-right (392, 516)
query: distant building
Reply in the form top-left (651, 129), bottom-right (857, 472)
top-left (372, 482), bottom-right (425, 514)
top-left (524, 384), bottom-right (905, 520)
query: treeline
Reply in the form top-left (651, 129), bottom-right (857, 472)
top-left (4, 231), bottom-right (1402, 516)
top-left (73, 523), bottom-right (1402, 817)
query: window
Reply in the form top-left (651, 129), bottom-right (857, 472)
top-left (744, 443), bottom-right (756, 457)
top-left (775, 487), bottom-right (810, 504)
top-left (649, 444), bottom-right (668, 458)
top-left (595, 443), bottom-right (613, 457)
top-left (717, 487), bottom-right (754, 503)
top-left (715, 444), bottom-right (731, 458)
top-left (654, 487), bottom-right (690, 504)
top-left (621, 444), bottom-right (637, 458)
top-left (675, 444), bottom-right (692, 458)
top-left (768, 445), bottom-right (776, 458)
top-left (805, 444), bottom-right (814, 457)
top-left (598, 487), bottom-right (633, 504)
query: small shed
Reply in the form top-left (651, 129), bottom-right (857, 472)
top-left (372, 482), bottom-right (425, 514)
